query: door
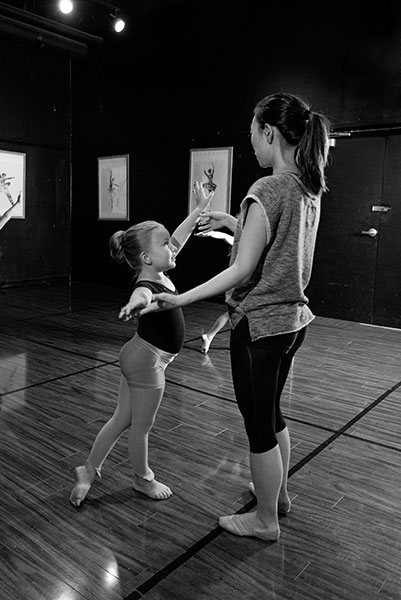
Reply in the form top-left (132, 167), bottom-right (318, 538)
top-left (307, 136), bottom-right (385, 324)
top-left (373, 135), bottom-right (401, 327)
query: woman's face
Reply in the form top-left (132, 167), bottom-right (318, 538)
top-left (250, 116), bottom-right (271, 168)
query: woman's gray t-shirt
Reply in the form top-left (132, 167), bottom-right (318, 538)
top-left (226, 172), bottom-right (321, 340)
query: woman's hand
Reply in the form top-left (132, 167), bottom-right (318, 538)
top-left (192, 180), bottom-right (214, 213)
top-left (197, 210), bottom-right (229, 233)
top-left (140, 292), bottom-right (182, 314)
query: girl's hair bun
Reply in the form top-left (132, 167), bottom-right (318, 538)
top-left (109, 230), bottom-right (126, 264)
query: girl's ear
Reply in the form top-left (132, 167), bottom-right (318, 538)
top-left (141, 252), bottom-right (152, 265)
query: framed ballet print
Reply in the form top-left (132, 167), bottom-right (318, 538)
top-left (98, 154), bottom-right (129, 220)
top-left (188, 147), bottom-right (233, 214)
top-left (0, 150), bottom-right (26, 219)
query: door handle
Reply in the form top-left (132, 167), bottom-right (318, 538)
top-left (361, 228), bottom-right (378, 238)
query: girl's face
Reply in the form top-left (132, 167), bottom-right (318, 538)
top-left (146, 225), bottom-right (177, 271)
top-left (250, 116), bottom-right (272, 168)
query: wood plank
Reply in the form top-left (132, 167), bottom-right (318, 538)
top-left (0, 283), bottom-right (400, 600)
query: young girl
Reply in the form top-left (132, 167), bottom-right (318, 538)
top-left (69, 182), bottom-right (213, 506)
top-left (142, 93), bottom-right (331, 541)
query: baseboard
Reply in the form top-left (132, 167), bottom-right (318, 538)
top-left (0, 275), bottom-right (70, 289)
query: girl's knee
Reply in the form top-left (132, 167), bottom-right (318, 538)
top-left (131, 417), bottom-right (156, 436)
top-left (109, 413), bottom-right (131, 434)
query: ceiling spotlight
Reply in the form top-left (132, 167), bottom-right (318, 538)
top-left (112, 15), bottom-right (125, 33)
top-left (58, 0), bottom-right (74, 14)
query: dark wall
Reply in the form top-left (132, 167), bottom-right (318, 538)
top-left (70, 0), bottom-right (401, 297)
top-left (71, 133), bottom-right (259, 295)
top-left (1, 0), bottom-right (400, 319)
top-left (72, 0), bottom-right (401, 143)
top-left (0, 34), bottom-right (71, 286)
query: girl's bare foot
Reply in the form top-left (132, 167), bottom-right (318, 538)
top-left (133, 472), bottom-right (172, 500)
top-left (70, 464), bottom-right (96, 507)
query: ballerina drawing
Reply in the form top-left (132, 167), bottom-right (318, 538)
top-left (107, 170), bottom-right (121, 212)
top-left (203, 163), bottom-right (217, 193)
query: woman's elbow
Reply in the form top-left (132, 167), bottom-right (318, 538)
top-left (238, 274), bottom-right (252, 286)
top-left (235, 267), bottom-right (253, 286)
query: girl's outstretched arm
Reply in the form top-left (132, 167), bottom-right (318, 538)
top-left (171, 181), bottom-right (214, 255)
top-left (119, 286), bottom-right (153, 321)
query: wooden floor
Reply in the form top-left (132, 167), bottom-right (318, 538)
top-left (1, 282), bottom-right (400, 600)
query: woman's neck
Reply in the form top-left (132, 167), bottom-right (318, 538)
top-left (271, 147), bottom-right (299, 176)
top-left (273, 166), bottom-right (300, 176)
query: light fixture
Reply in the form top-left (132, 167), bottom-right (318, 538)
top-left (111, 11), bottom-right (125, 33)
top-left (58, 0), bottom-right (74, 15)
top-left (57, 0), bottom-right (126, 34)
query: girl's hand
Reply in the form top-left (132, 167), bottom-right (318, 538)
top-left (119, 300), bottom-right (145, 321)
top-left (192, 180), bottom-right (214, 213)
top-left (119, 288), bottom-right (152, 321)
top-left (194, 230), bottom-right (233, 245)
top-left (194, 229), bottom-right (221, 239)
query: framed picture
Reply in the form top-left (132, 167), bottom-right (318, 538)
top-left (188, 147), bottom-right (233, 214)
top-left (0, 150), bottom-right (26, 219)
top-left (98, 154), bottom-right (129, 220)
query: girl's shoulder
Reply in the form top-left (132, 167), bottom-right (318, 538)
top-left (134, 277), bottom-right (176, 294)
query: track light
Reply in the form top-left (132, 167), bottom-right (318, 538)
top-left (58, 0), bottom-right (73, 14)
top-left (111, 12), bottom-right (125, 33)
top-left (57, 0), bottom-right (126, 34)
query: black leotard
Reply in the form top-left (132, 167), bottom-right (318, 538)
top-left (133, 279), bottom-right (185, 354)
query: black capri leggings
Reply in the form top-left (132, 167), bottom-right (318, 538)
top-left (230, 317), bottom-right (307, 454)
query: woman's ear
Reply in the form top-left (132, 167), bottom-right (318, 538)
top-left (263, 124), bottom-right (274, 144)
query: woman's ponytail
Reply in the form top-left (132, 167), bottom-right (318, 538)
top-left (295, 111), bottom-right (332, 195)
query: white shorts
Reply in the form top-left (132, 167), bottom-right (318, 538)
top-left (119, 334), bottom-right (177, 389)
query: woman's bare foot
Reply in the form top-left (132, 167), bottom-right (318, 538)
top-left (133, 473), bottom-right (172, 500)
top-left (248, 481), bottom-right (291, 514)
top-left (219, 512), bottom-right (280, 541)
top-left (70, 464), bottom-right (97, 507)
top-left (277, 495), bottom-right (291, 514)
